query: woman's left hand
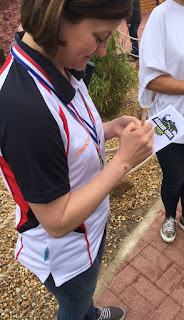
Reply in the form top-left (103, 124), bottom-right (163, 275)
top-left (103, 116), bottom-right (141, 140)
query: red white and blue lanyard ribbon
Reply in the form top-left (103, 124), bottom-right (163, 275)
top-left (10, 41), bottom-right (100, 152)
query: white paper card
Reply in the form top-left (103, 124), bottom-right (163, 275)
top-left (146, 105), bottom-right (184, 154)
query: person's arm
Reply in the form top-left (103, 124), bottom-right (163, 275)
top-left (29, 122), bottom-right (154, 238)
top-left (146, 75), bottom-right (184, 95)
top-left (103, 116), bottom-right (141, 140)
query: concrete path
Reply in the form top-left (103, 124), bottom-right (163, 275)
top-left (94, 199), bottom-right (184, 320)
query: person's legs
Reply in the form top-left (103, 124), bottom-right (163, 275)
top-left (157, 143), bottom-right (184, 241)
top-left (178, 184), bottom-right (184, 230)
top-left (44, 229), bottom-right (106, 320)
top-left (128, 22), bottom-right (140, 58)
top-left (180, 184), bottom-right (184, 217)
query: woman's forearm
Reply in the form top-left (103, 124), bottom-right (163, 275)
top-left (103, 120), bottom-right (117, 140)
top-left (146, 75), bottom-right (184, 95)
top-left (29, 122), bottom-right (154, 238)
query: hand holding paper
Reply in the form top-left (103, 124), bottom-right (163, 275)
top-left (146, 105), bottom-right (184, 154)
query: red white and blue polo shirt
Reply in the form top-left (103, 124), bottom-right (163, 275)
top-left (0, 32), bottom-right (109, 286)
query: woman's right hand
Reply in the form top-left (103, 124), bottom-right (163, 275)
top-left (115, 121), bottom-right (154, 171)
top-left (29, 121), bottom-right (154, 238)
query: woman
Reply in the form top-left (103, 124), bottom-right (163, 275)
top-left (139, 0), bottom-right (184, 243)
top-left (0, 0), bottom-right (153, 319)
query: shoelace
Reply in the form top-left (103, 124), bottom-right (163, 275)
top-left (97, 307), bottom-right (111, 319)
top-left (163, 219), bottom-right (176, 234)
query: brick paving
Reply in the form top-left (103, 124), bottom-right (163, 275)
top-left (96, 203), bottom-right (184, 319)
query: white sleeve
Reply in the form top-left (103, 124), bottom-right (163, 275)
top-left (138, 7), bottom-right (171, 108)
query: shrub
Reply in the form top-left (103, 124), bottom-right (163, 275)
top-left (88, 31), bottom-right (137, 120)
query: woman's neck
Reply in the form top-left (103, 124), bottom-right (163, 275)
top-left (22, 32), bottom-right (45, 55)
top-left (22, 32), bottom-right (69, 80)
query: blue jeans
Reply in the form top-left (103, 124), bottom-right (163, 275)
top-left (128, 22), bottom-right (141, 56)
top-left (44, 229), bottom-right (106, 320)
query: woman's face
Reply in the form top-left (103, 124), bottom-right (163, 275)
top-left (52, 18), bottom-right (122, 71)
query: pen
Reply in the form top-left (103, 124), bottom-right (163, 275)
top-left (141, 106), bottom-right (148, 125)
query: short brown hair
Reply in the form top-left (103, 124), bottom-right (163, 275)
top-left (20, 0), bottom-right (132, 57)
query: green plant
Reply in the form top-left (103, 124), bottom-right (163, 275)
top-left (88, 31), bottom-right (137, 119)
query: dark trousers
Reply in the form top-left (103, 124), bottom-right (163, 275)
top-left (157, 143), bottom-right (184, 219)
top-left (128, 22), bottom-right (141, 56)
top-left (44, 229), bottom-right (106, 320)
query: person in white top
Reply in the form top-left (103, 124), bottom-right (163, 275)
top-left (0, 0), bottom-right (154, 319)
top-left (139, 0), bottom-right (184, 243)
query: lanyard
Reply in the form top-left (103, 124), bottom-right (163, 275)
top-left (10, 41), bottom-right (100, 153)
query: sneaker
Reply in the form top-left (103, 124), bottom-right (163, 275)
top-left (179, 216), bottom-right (184, 230)
top-left (160, 217), bottom-right (176, 242)
top-left (96, 307), bottom-right (125, 320)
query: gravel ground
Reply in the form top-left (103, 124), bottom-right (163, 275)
top-left (0, 87), bottom-right (162, 319)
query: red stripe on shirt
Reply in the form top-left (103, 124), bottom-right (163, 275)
top-left (59, 107), bottom-right (70, 156)
top-left (0, 156), bottom-right (29, 228)
top-left (81, 223), bottom-right (93, 266)
top-left (16, 236), bottom-right (23, 260)
top-left (0, 54), bottom-right (13, 76)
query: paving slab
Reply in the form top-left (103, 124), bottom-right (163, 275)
top-left (95, 198), bottom-right (184, 319)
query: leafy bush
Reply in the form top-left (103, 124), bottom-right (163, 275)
top-left (88, 31), bottom-right (137, 119)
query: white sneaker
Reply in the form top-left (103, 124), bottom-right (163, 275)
top-left (178, 216), bottom-right (184, 230)
top-left (160, 217), bottom-right (176, 243)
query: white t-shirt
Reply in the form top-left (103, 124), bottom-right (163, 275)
top-left (139, 0), bottom-right (184, 143)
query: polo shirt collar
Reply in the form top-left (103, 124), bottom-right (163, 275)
top-left (14, 32), bottom-right (86, 104)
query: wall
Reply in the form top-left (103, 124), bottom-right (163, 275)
top-left (0, 0), bottom-right (20, 56)
top-left (140, 0), bottom-right (163, 13)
